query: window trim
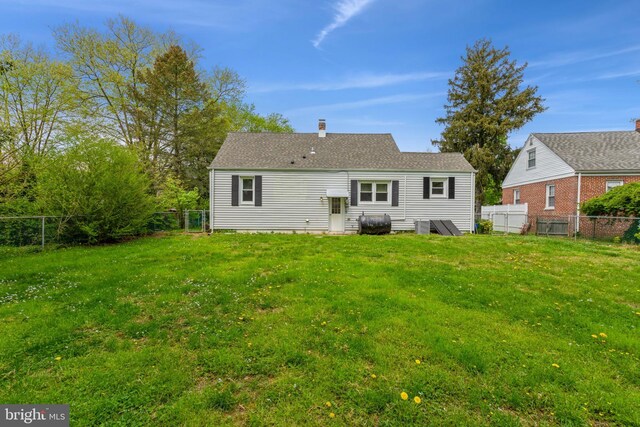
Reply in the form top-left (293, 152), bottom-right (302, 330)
top-left (545, 184), bottom-right (555, 210)
top-left (240, 176), bottom-right (255, 205)
top-left (605, 180), bottom-right (623, 192)
top-left (513, 189), bottom-right (521, 205)
top-left (527, 148), bottom-right (536, 169)
top-left (430, 178), bottom-right (448, 199)
top-left (359, 181), bottom-right (391, 204)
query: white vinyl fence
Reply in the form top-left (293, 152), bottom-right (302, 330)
top-left (481, 203), bottom-right (528, 234)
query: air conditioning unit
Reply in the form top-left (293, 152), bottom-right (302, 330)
top-left (415, 220), bottom-right (430, 235)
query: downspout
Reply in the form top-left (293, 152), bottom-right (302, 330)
top-left (576, 172), bottom-right (582, 233)
top-left (210, 169), bottom-right (215, 231)
top-left (471, 172), bottom-right (476, 233)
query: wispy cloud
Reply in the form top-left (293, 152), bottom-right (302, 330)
top-left (312, 0), bottom-right (374, 48)
top-left (592, 68), bottom-right (640, 80)
top-left (529, 44), bottom-right (640, 69)
top-left (251, 71), bottom-right (447, 93)
top-left (6, 0), bottom-right (288, 31)
top-left (285, 92), bottom-right (444, 115)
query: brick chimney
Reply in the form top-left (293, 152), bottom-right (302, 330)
top-left (318, 119), bottom-right (326, 138)
top-left (636, 119), bottom-right (640, 132)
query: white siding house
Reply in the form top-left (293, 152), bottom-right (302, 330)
top-left (209, 125), bottom-right (476, 233)
top-left (502, 134), bottom-right (574, 188)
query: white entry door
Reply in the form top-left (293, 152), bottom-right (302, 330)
top-left (328, 197), bottom-right (345, 232)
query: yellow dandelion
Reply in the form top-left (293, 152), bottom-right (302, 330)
top-left (325, 401), bottom-right (332, 408)
top-left (591, 334), bottom-right (598, 339)
top-left (329, 412), bottom-right (335, 418)
top-left (370, 373), bottom-right (377, 379)
top-left (400, 392), bottom-right (408, 400)
top-left (414, 396), bottom-right (421, 404)
top-left (552, 363), bottom-right (560, 368)
top-left (321, 321), bottom-right (327, 326)
top-left (599, 332), bottom-right (607, 338)
top-left (415, 359), bottom-right (421, 365)
top-left (54, 356), bottom-right (62, 361)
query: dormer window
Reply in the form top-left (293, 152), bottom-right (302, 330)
top-left (527, 149), bottom-right (536, 169)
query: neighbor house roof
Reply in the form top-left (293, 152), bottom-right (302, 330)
top-left (210, 132), bottom-right (475, 172)
top-left (533, 131), bottom-right (640, 172)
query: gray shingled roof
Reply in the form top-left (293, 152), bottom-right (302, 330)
top-left (210, 132), bottom-right (475, 172)
top-left (533, 131), bottom-right (640, 172)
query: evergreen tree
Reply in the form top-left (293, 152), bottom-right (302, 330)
top-left (433, 39), bottom-right (546, 207)
top-left (131, 44), bottom-right (207, 187)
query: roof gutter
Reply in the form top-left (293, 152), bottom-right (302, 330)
top-left (208, 167), bottom-right (476, 173)
top-left (574, 169), bottom-right (640, 174)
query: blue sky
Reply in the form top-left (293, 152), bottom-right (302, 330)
top-left (1, 0), bottom-right (639, 151)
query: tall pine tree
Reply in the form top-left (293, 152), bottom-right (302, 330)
top-left (131, 45), bottom-right (207, 184)
top-left (433, 39), bottom-right (546, 207)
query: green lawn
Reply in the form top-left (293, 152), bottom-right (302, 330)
top-left (1, 234), bottom-right (639, 426)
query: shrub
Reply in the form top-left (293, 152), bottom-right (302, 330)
top-left (476, 219), bottom-right (493, 234)
top-left (37, 138), bottom-right (155, 243)
top-left (581, 183), bottom-right (640, 217)
top-left (622, 219), bottom-right (640, 244)
top-left (155, 175), bottom-right (200, 225)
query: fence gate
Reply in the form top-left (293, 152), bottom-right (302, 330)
top-left (184, 210), bottom-right (207, 232)
top-left (480, 203), bottom-right (529, 233)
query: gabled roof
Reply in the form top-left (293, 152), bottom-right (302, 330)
top-left (210, 132), bottom-right (475, 172)
top-left (532, 131), bottom-right (640, 172)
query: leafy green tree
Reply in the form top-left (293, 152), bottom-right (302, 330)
top-left (0, 35), bottom-right (78, 209)
top-left (225, 103), bottom-right (294, 133)
top-left (1, 15), bottom-right (295, 222)
top-left (156, 174), bottom-right (200, 222)
top-left (433, 39), bottom-right (545, 207)
top-left (36, 136), bottom-right (154, 243)
top-left (53, 16), bottom-right (187, 147)
top-left (0, 35), bottom-right (77, 155)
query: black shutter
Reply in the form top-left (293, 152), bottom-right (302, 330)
top-left (231, 175), bottom-right (239, 206)
top-left (255, 175), bottom-right (262, 206)
top-left (423, 177), bottom-right (430, 199)
top-left (448, 177), bottom-right (455, 199)
top-left (392, 180), bottom-right (399, 206)
top-left (350, 180), bottom-right (358, 206)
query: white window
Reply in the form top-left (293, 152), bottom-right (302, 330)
top-left (546, 184), bottom-right (555, 209)
top-left (513, 189), bottom-right (521, 204)
top-left (241, 177), bottom-right (254, 204)
top-left (606, 180), bottom-right (623, 192)
top-left (430, 178), bottom-right (447, 198)
top-left (360, 182), bottom-right (389, 204)
top-left (527, 149), bottom-right (536, 169)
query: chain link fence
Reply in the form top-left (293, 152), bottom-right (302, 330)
top-left (148, 211), bottom-right (182, 233)
top-left (477, 213), bottom-right (640, 243)
top-left (0, 212), bottom-right (186, 248)
top-left (184, 210), bottom-right (209, 233)
top-left (0, 216), bottom-right (61, 248)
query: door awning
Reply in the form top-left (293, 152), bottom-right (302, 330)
top-left (326, 189), bottom-right (349, 198)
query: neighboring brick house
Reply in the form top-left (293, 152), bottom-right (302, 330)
top-left (502, 122), bottom-right (640, 233)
